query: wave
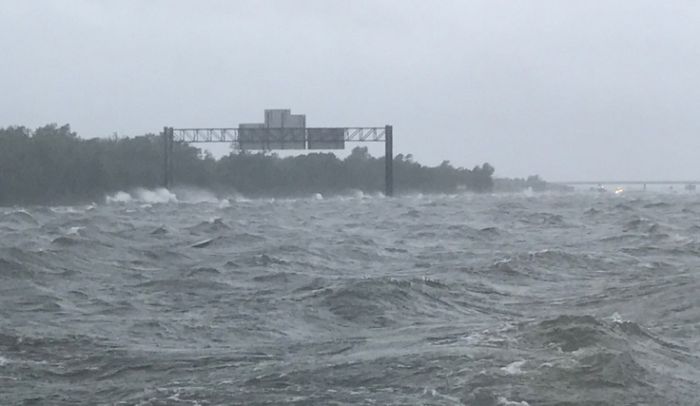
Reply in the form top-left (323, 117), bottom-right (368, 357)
top-left (4, 189), bottom-right (700, 404)
top-left (0, 331), bottom-right (102, 362)
top-left (106, 188), bottom-right (177, 204)
top-left (187, 218), bottom-right (230, 234)
top-left (528, 314), bottom-right (616, 352)
top-left (622, 217), bottom-right (669, 234)
top-left (313, 277), bottom-right (457, 328)
top-left (458, 313), bottom-right (693, 404)
top-left (522, 313), bottom-right (686, 357)
top-left (0, 256), bottom-right (32, 279)
top-left (1, 210), bottom-right (39, 228)
top-left (519, 212), bottom-right (569, 227)
top-left (132, 277), bottom-right (231, 293)
top-left (0, 247), bottom-right (76, 278)
top-left (103, 187), bottom-right (374, 207)
top-left (483, 250), bottom-right (615, 283)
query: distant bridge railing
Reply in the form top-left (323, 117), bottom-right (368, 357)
top-left (555, 181), bottom-right (700, 185)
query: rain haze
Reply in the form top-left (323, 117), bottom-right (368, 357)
top-left (2, 0), bottom-right (699, 181)
top-left (5, 2), bottom-right (700, 405)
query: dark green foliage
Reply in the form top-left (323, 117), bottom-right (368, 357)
top-left (0, 124), bottom-right (494, 205)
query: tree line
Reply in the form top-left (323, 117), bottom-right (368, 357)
top-left (0, 124), bottom-right (495, 205)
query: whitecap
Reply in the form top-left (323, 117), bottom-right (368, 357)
top-left (501, 360), bottom-right (526, 375)
top-left (133, 188), bottom-right (178, 204)
top-left (66, 226), bottom-right (83, 236)
top-left (106, 191), bottom-right (132, 204)
top-left (105, 188), bottom-right (181, 204)
top-left (173, 188), bottom-right (220, 204)
top-left (609, 312), bottom-right (629, 324)
top-left (497, 396), bottom-right (530, 406)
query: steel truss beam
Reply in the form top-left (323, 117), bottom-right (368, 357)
top-left (171, 127), bottom-right (387, 144)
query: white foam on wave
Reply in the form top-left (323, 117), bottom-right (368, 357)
top-left (104, 187), bottom-right (392, 207)
top-left (231, 195), bottom-right (251, 203)
top-left (173, 188), bottom-right (220, 204)
top-left (105, 188), bottom-right (177, 204)
top-left (351, 189), bottom-right (365, 198)
top-left (0, 354), bottom-right (8, 367)
top-left (421, 387), bottom-right (462, 403)
top-left (497, 396), bottom-right (530, 406)
top-left (333, 190), bottom-right (383, 201)
top-left (3, 209), bottom-right (37, 220)
top-left (609, 311), bottom-right (630, 324)
top-left (66, 226), bottom-right (83, 236)
top-left (501, 360), bottom-right (526, 375)
top-left (105, 187), bottom-right (251, 207)
top-left (134, 188), bottom-right (178, 204)
top-left (105, 191), bottom-right (132, 204)
top-left (50, 206), bottom-right (82, 214)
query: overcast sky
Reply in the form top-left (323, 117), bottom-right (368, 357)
top-left (1, 0), bottom-right (699, 181)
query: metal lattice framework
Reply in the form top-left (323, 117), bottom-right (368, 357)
top-left (172, 127), bottom-right (387, 143)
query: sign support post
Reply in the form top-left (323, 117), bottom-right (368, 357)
top-left (162, 127), bottom-right (173, 188)
top-left (385, 125), bottom-right (393, 197)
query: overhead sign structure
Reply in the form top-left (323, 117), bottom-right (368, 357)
top-left (162, 109), bottom-right (394, 196)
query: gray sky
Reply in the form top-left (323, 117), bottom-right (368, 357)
top-left (2, 0), bottom-right (699, 181)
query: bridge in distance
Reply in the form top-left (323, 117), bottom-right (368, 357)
top-left (554, 181), bottom-right (700, 185)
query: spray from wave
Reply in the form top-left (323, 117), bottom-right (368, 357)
top-left (106, 188), bottom-right (177, 204)
top-left (104, 187), bottom-right (230, 205)
top-left (103, 187), bottom-right (387, 206)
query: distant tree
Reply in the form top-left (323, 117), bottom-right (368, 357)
top-left (526, 175), bottom-right (547, 191)
top-left (468, 163), bottom-right (495, 192)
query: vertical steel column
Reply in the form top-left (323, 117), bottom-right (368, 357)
top-left (162, 126), bottom-right (170, 188)
top-left (162, 127), bottom-right (174, 188)
top-left (167, 127), bottom-right (174, 188)
top-left (385, 125), bottom-right (393, 197)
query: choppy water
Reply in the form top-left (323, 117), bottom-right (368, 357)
top-left (2, 189), bottom-right (700, 405)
